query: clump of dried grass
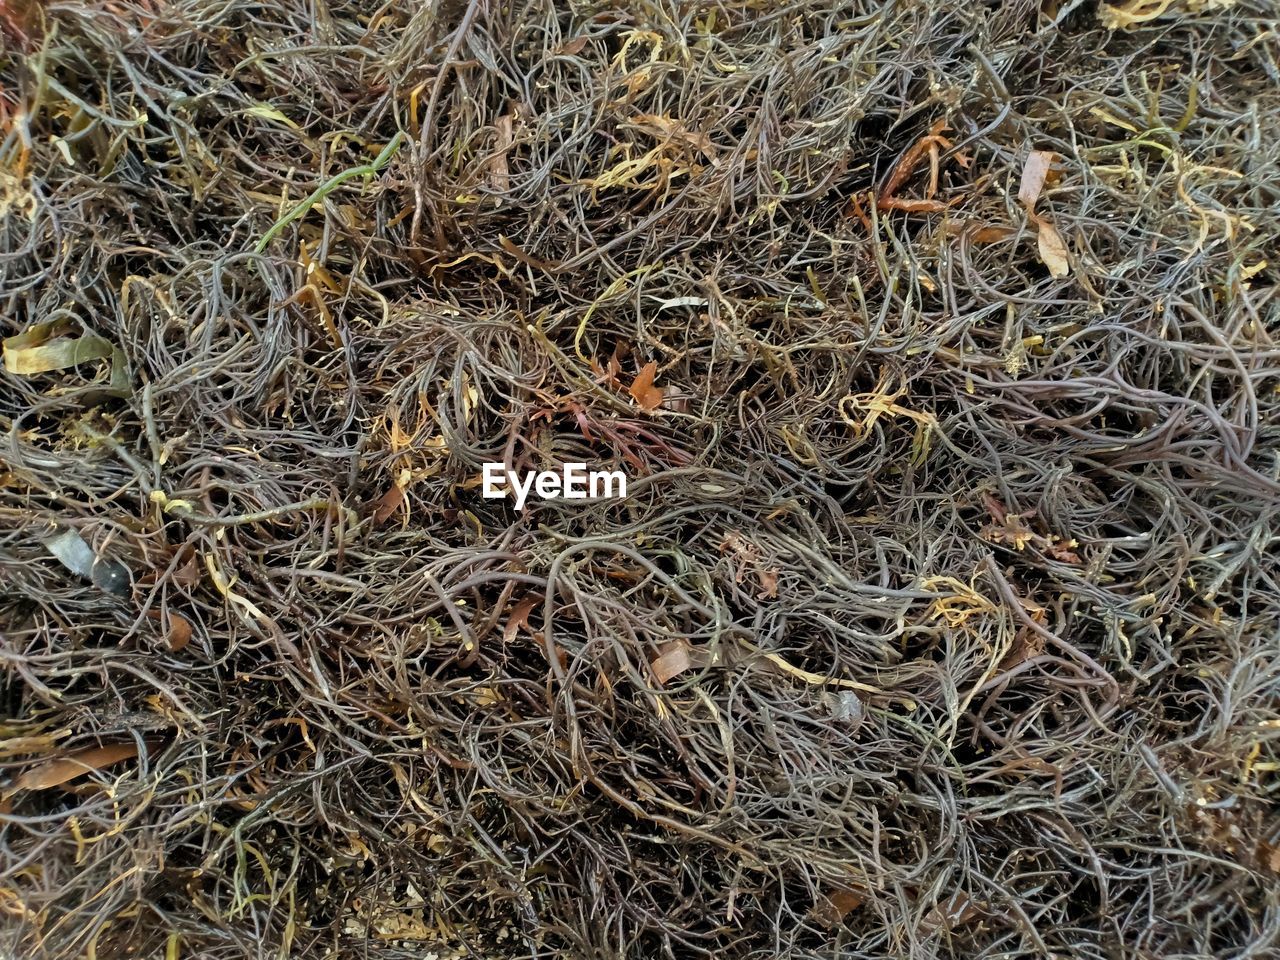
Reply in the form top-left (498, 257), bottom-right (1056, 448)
top-left (2, 1), bottom-right (1279, 957)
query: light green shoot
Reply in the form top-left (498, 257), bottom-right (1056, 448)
top-left (253, 131), bottom-right (404, 254)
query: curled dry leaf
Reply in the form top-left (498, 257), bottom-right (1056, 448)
top-left (1046, 536), bottom-right (1082, 564)
top-left (3, 331), bottom-right (113, 375)
top-left (998, 625), bottom-right (1046, 671)
top-left (628, 360), bottom-right (664, 412)
top-left (2, 321), bottom-right (131, 396)
top-left (163, 544), bottom-right (203, 589)
top-left (1258, 841), bottom-right (1280, 875)
top-left (877, 118), bottom-right (953, 212)
top-left (633, 113), bottom-right (718, 162)
top-left (0, 733), bottom-right (64, 758)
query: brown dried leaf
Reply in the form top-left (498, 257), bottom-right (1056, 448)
top-left (879, 118), bottom-right (948, 206)
top-left (1259, 841), bottom-right (1280, 874)
top-left (633, 113), bottom-right (717, 161)
top-left (877, 196), bottom-right (948, 213)
top-left (629, 361), bottom-right (664, 412)
top-left (504, 596), bottom-right (540, 644)
top-left (555, 36), bottom-right (589, 56)
top-left (998, 626), bottom-right (1046, 671)
top-left (171, 545), bottom-right (202, 589)
top-left (970, 225), bottom-right (1017, 243)
top-left (1035, 217), bottom-right (1070, 278)
top-left (0, 0), bottom-right (43, 49)
top-left (371, 483), bottom-right (405, 526)
top-left (920, 891), bottom-right (983, 934)
top-left (489, 114), bottom-right (513, 192)
top-left (1016, 151), bottom-right (1071, 277)
top-left (756, 569), bottom-right (779, 599)
top-left (12, 742), bottom-right (141, 791)
top-left (1018, 150), bottom-right (1057, 210)
top-left (810, 888), bottom-right (864, 928)
top-left (1047, 537), bottom-right (1082, 564)
top-left (146, 609), bottom-right (193, 652)
top-left (650, 642), bottom-right (692, 684)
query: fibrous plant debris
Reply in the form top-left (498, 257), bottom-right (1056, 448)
top-left (2, 1), bottom-right (1280, 958)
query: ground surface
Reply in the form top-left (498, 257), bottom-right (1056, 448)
top-left (2, 1), bottom-right (1280, 957)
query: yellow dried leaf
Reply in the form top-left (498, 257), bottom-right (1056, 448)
top-left (3, 328), bottom-right (112, 375)
top-left (371, 911), bottom-right (433, 940)
top-left (0, 732), bottom-right (66, 758)
top-left (1098, 0), bottom-right (1232, 29)
top-left (243, 104), bottom-right (302, 132)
